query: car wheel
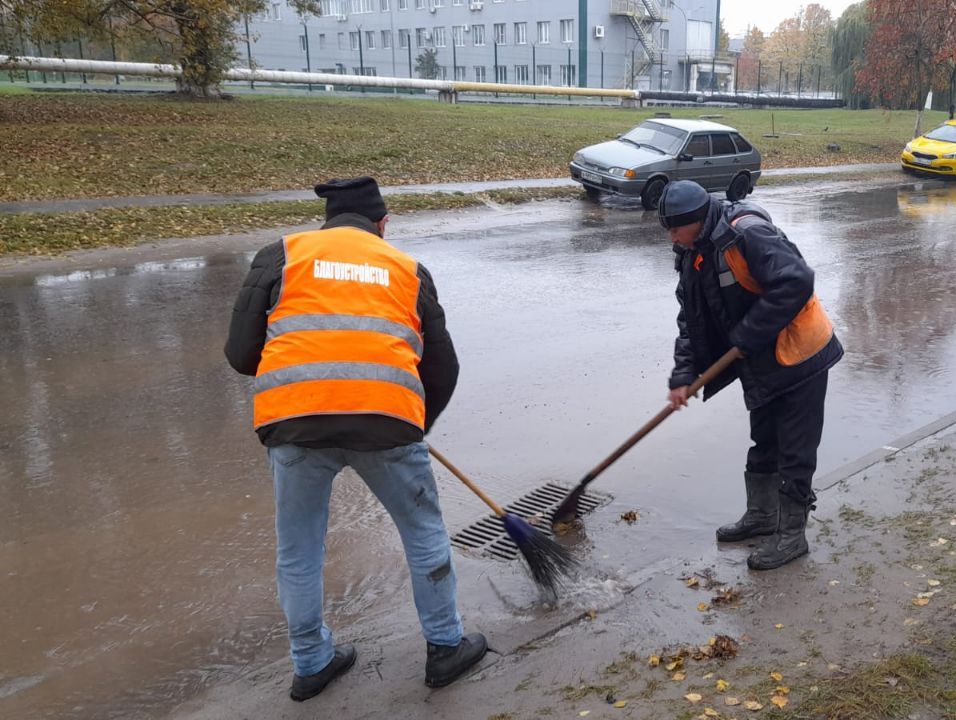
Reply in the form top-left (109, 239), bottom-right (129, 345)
top-left (584, 186), bottom-right (602, 203)
top-left (641, 177), bottom-right (667, 210)
top-left (726, 173), bottom-right (751, 202)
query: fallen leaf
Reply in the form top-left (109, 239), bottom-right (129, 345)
top-left (686, 576), bottom-right (700, 588)
top-left (903, 618), bottom-right (919, 626)
top-left (927, 579), bottom-right (941, 587)
top-left (797, 662), bottom-right (808, 667)
top-left (613, 700), bottom-right (627, 708)
top-left (620, 510), bottom-right (640, 524)
top-left (771, 695), bottom-right (789, 709)
top-left (716, 679), bottom-right (729, 692)
top-left (770, 671), bottom-right (783, 682)
top-left (913, 597), bottom-right (931, 607)
top-left (775, 685), bottom-right (790, 695)
top-left (672, 671), bottom-right (686, 681)
top-left (929, 537), bottom-right (949, 547)
top-left (704, 709), bottom-right (720, 717)
top-left (744, 700), bottom-right (763, 710)
top-left (579, 712), bottom-right (590, 717)
top-left (774, 623), bottom-right (785, 629)
top-left (665, 659), bottom-right (681, 671)
top-left (648, 655), bottom-right (661, 667)
top-left (828, 580), bottom-right (840, 586)
top-left (586, 609), bottom-right (598, 620)
top-left (702, 672), bottom-right (714, 679)
top-left (698, 602), bottom-right (710, 612)
top-left (685, 693), bottom-right (703, 703)
top-left (725, 696), bottom-right (741, 706)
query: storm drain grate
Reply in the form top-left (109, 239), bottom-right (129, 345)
top-left (451, 482), bottom-right (612, 561)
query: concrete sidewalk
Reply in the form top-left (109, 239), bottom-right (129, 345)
top-left (168, 413), bottom-right (956, 720)
top-left (0, 165), bottom-right (898, 215)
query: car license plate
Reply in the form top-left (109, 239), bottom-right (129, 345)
top-left (913, 158), bottom-right (932, 166)
top-left (581, 170), bottom-right (602, 183)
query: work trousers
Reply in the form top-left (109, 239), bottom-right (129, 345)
top-left (268, 441), bottom-right (464, 676)
top-left (745, 370), bottom-right (829, 506)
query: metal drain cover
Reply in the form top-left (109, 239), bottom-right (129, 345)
top-left (451, 482), bottom-right (612, 561)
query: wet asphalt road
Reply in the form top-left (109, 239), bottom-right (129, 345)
top-left (2, 178), bottom-right (955, 719)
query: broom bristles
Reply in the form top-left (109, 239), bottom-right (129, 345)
top-left (502, 513), bottom-right (577, 595)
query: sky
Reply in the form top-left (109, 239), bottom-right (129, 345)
top-left (720, 0), bottom-right (860, 37)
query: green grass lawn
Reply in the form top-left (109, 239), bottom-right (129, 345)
top-left (1, 89), bottom-right (947, 202)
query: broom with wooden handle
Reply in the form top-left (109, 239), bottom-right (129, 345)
top-left (551, 347), bottom-right (744, 530)
top-left (428, 445), bottom-right (577, 595)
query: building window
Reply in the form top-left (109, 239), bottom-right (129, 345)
top-left (381, 30), bottom-right (391, 48)
top-left (338, 32), bottom-right (346, 49)
top-left (416, 0), bottom-right (425, 8)
top-left (399, 29), bottom-right (410, 47)
top-left (416, 27), bottom-right (428, 47)
top-left (318, 33), bottom-right (326, 50)
top-left (365, 30), bottom-right (375, 49)
top-left (352, 0), bottom-right (375, 12)
top-left (494, 23), bottom-right (506, 44)
top-left (495, 65), bottom-right (507, 82)
top-left (381, 0), bottom-right (389, 9)
top-left (474, 65), bottom-right (486, 82)
top-left (271, 3), bottom-right (281, 20)
top-left (353, 66), bottom-right (377, 75)
top-left (559, 63), bottom-right (575, 85)
top-left (433, 26), bottom-right (446, 47)
top-left (399, 0), bottom-right (408, 8)
top-left (660, 28), bottom-right (669, 50)
top-left (434, 0), bottom-right (445, 6)
top-left (536, 21), bottom-right (550, 44)
top-left (473, 24), bottom-right (485, 46)
top-left (536, 64), bottom-right (551, 84)
top-left (514, 22), bottom-right (527, 45)
top-left (454, 65), bottom-right (466, 79)
top-left (514, 64), bottom-right (529, 84)
top-left (349, 31), bottom-right (360, 50)
top-left (560, 19), bottom-right (573, 43)
top-left (299, 34), bottom-right (308, 52)
top-left (453, 0), bottom-right (463, 5)
top-left (452, 25), bottom-right (465, 46)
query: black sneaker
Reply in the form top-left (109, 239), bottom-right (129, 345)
top-left (290, 643), bottom-right (357, 702)
top-left (424, 633), bottom-right (488, 688)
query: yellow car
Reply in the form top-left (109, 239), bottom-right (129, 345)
top-left (901, 119), bottom-right (956, 176)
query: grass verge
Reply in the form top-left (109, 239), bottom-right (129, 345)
top-left (1, 90), bottom-right (947, 202)
top-left (0, 187), bottom-right (580, 255)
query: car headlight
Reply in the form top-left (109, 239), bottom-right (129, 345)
top-left (944, 151), bottom-right (956, 159)
top-left (904, 143), bottom-right (913, 153)
top-left (573, 152), bottom-right (584, 164)
top-left (607, 167), bottom-right (637, 178)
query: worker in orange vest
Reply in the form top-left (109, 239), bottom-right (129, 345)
top-left (658, 180), bottom-right (843, 571)
top-left (225, 176), bottom-right (486, 702)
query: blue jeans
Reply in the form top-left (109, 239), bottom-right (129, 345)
top-left (268, 441), bottom-right (464, 676)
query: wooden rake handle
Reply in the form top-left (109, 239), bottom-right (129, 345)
top-left (585, 346), bottom-right (743, 481)
top-left (428, 444), bottom-right (506, 517)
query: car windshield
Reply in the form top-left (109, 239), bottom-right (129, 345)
top-left (621, 122), bottom-right (687, 155)
top-left (924, 124), bottom-right (956, 143)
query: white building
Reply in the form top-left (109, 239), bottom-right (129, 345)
top-left (241, 0), bottom-right (726, 91)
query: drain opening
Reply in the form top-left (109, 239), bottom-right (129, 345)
top-left (451, 482), bottom-right (612, 561)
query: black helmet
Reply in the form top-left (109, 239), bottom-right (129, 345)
top-left (658, 180), bottom-right (710, 230)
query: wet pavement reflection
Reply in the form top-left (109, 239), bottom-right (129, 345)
top-left (2, 179), bottom-right (955, 719)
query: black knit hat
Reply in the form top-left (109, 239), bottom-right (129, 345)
top-left (314, 176), bottom-right (388, 222)
top-left (657, 180), bottom-right (711, 229)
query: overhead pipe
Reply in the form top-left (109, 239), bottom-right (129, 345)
top-left (0, 55), bottom-right (641, 100)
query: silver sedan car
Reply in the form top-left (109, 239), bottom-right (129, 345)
top-left (569, 118), bottom-right (762, 210)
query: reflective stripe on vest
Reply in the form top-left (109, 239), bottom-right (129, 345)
top-left (253, 227), bottom-right (425, 430)
top-left (722, 215), bottom-right (834, 366)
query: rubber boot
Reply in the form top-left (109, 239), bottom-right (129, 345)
top-left (715, 471), bottom-right (779, 543)
top-left (747, 492), bottom-right (810, 570)
top-left (424, 632), bottom-right (488, 688)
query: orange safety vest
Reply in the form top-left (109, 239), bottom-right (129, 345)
top-left (253, 226), bottom-right (426, 431)
top-left (722, 215), bottom-right (834, 367)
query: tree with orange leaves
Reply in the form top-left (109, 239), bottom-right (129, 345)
top-left (856, 0), bottom-right (956, 135)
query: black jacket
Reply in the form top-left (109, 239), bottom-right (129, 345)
top-left (670, 199), bottom-right (843, 410)
top-left (224, 213), bottom-right (459, 449)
